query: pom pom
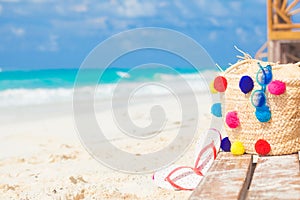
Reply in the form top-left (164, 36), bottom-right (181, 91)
top-left (209, 81), bottom-right (218, 94)
top-left (268, 80), bottom-right (286, 95)
top-left (231, 141), bottom-right (245, 156)
top-left (213, 76), bottom-right (227, 92)
top-left (221, 137), bottom-right (231, 152)
top-left (255, 105), bottom-right (271, 123)
top-left (211, 103), bottom-right (222, 117)
top-left (255, 139), bottom-right (271, 155)
top-left (225, 111), bottom-right (240, 128)
top-left (239, 75), bottom-right (254, 94)
top-left (251, 90), bottom-right (266, 107)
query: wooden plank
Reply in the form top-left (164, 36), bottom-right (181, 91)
top-left (281, 0), bottom-right (288, 12)
top-left (274, 0), bottom-right (279, 24)
top-left (189, 153), bottom-right (253, 200)
top-left (269, 31), bottom-right (300, 40)
top-left (255, 42), bottom-right (268, 60)
top-left (247, 154), bottom-right (300, 200)
top-left (267, 0), bottom-right (273, 38)
top-left (285, 0), bottom-right (300, 13)
top-left (289, 8), bottom-right (300, 16)
top-left (273, 23), bottom-right (300, 29)
top-left (273, 5), bottom-right (291, 24)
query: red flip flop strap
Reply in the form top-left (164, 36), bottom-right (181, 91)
top-left (165, 166), bottom-right (196, 191)
top-left (209, 128), bottom-right (222, 148)
top-left (195, 151), bottom-right (211, 172)
top-left (194, 141), bottom-right (217, 175)
top-left (194, 141), bottom-right (216, 167)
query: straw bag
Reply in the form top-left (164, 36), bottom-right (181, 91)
top-left (221, 59), bottom-right (300, 156)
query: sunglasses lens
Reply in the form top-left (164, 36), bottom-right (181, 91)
top-left (251, 90), bottom-right (266, 107)
top-left (257, 65), bottom-right (272, 86)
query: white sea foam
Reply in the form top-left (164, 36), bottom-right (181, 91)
top-left (116, 71), bottom-right (130, 78)
top-left (0, 71), bottom-right (217, 107)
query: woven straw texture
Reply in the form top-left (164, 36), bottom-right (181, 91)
top-left (222, 59), bottom-right (300, 155)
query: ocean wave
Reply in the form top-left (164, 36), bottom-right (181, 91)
top-left (116, 71), bottom-right (130, 78)
top-left (0, 71), bottom-right (217, 107)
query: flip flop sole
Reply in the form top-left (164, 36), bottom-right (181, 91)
top-left (153, 165), bottom-right (203, 190)
top-left (153, 128), bottom-right (222, 190)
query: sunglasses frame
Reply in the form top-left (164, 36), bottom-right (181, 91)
top-left (256, 63), bottom-right (273, 91)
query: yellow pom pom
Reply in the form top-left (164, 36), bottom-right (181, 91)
top-left (209, 81), bottom-right (218, 94)
top-left (231, 141), bottom-right (245, 156)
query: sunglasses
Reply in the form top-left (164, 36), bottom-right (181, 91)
top-left (251, 63), bottom-right (272, 122)
top-left (256, 63), bottom-right (273, 91)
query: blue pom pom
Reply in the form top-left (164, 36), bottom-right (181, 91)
top-left (251, 90), bottom-right (266, 107)
top-left (221, 137), bottom-right (231, 152)
top-left (211, 103), bottom-right (222, 117)
top-left (239, 76), bottom-right (254, 94)
top-left (255, 105), bottom-right (271, 122)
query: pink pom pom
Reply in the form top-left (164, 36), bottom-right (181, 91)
top-left (226, 111), bottom-right (240, 129)
top-left (268, 80), bottom-right (286, 95)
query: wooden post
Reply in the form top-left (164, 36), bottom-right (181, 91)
top-left (266, 0), bottom-right (300, 63)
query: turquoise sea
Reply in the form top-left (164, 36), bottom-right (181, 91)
top-left (0, 67), bottom-right (214, 106)
top-left (0, 67), bottom-right (199, 90)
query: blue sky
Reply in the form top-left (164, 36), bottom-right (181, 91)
top-left (0, 0), bottom-right (267, 70)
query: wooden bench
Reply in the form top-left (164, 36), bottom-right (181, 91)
top-left (190, 152), bottom-right (300, 200)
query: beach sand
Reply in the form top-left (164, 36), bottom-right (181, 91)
top-left (0, 92), bottom-right (214, 199)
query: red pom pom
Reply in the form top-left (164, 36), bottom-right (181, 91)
top-left (214, 76), bottom-right (227, 92)
top-left (255, 139), bottom-right (271, 155)
top-left (225, 111), bottom-right (240, 128)
top-left (268, 80), bottom-right (286, 95)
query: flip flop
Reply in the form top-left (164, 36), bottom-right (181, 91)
top-left (152, 165), bottom-right (203, 190)
top-left (152, 128), bottom-right (222, 190)
top-left (194, 128), bottom-right (222, 174)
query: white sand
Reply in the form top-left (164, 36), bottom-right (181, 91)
top-left (0, 93), bottom-right (215, 199)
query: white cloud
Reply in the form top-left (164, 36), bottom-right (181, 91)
top-left (71, 4), bottom-right (88, 13)
top-left (0, 0), bottom-right (19, 2)
top-left (158, 2), bottom-right (168, 8)
top-left (210, 1), bottom-right (229, 17)
top-left (54, 5), bottom-right (65, 15)
top-left (174, 0), bottom-right (193, 18)
top-left (38, 34), bottom-right (59, 52)
top-left (194, 0), bottom-right (228, 17)
top-left (11, 27), bottom-right (25, 37)
top-left (254, 26), bottom-right (266, 43)
top-left (114, 0), bottom-right (156, 18)
top-left (87, 17), bottom-right (107, 29)
top-left (235, 27), bottom-right (247, 43)
top-left (56, 4), bottom-right (87, 15)
top-left (254, 26), bottom-right (263, 37)
top-left (229, 2), bottom-right (241, 12)
top-left (110, 19), bottom-right (131, 30)
top-left (0, 4), bottom-right (2, 14)
top-left (28, 0), bottom-right (53, 3)
top-left (236, 28), bottom-right (244, 35)
top-left (209, 31), bottom-right (217, 41)
top-left (195, 0), bottom-right (206, 8)
top-left (209, 18), bottom-right (220, 27)
top-left (50, 16), bottom-right (108, 37)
